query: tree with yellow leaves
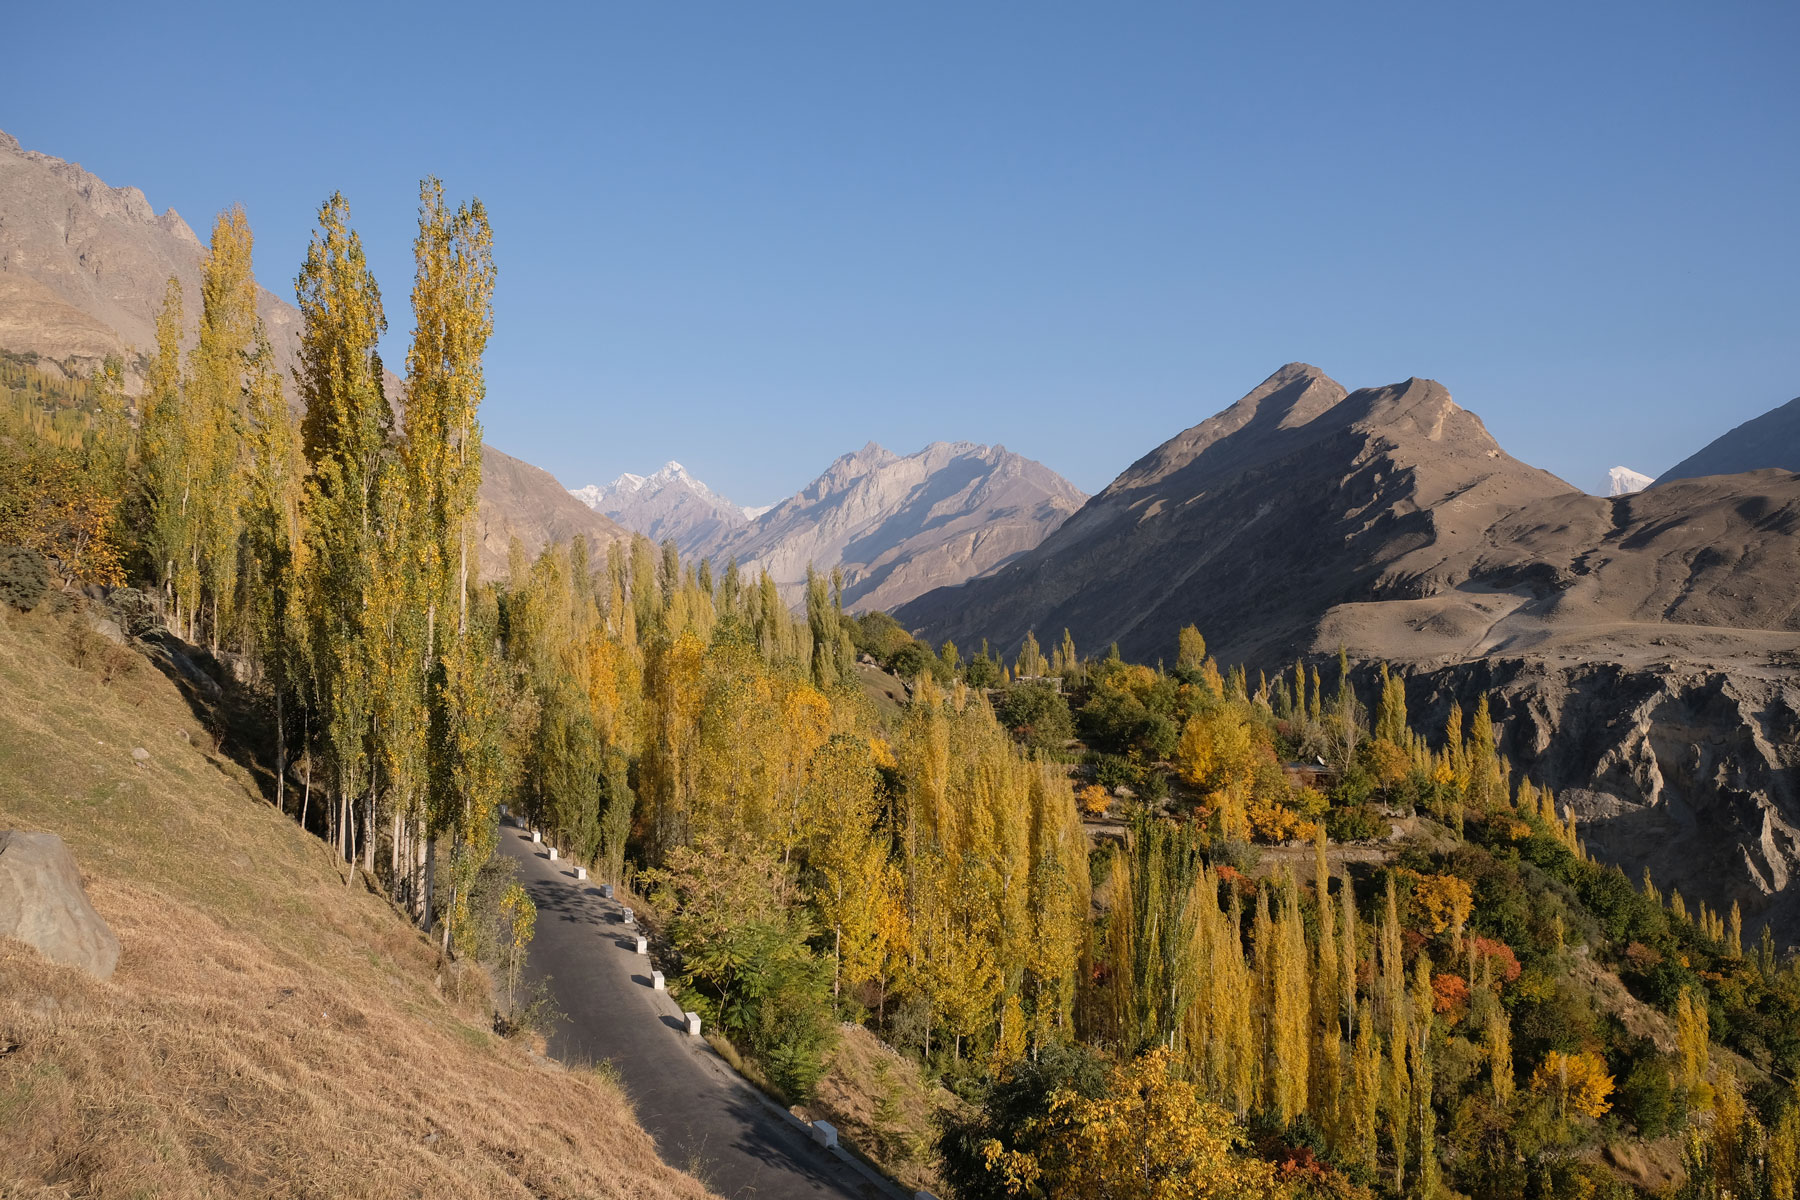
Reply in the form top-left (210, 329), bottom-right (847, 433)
top-left (1011, 1047), bottom-right (1283, 1200)
top-left (1016, 630), bottom-right (1048, 678)
top-left (1531, 1049), bottom-right (1614, 1119)
top-left (295, 192), bottom-right (392, 867)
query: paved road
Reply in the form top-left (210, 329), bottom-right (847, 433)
top-left (500, 825), bottom-right (890, 1200)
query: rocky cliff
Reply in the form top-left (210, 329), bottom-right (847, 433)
top-left (0, 129), bottom-right (300, 389)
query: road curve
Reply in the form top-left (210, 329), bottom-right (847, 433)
top-left (500, 825), bottom-right (888, 1200)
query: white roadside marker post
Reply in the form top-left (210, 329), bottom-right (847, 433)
top-left (684, 1011), bottom-right (701, 1036)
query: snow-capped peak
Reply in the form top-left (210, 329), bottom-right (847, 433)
top-left (570, 462), bottom-right (767, 537)
top-left (1605, 466), bottom-right (1653, 497)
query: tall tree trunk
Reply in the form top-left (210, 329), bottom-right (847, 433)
top-left (390, 806), bottom-right (403, 900)
top-left (423, 834), bottom-right (436, 933)
top-left (300, 733), bottom-right (312, 834)
top-left (274, 685), bottom-right (286, 813)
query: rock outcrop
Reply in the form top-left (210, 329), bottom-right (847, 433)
top-left (1379, 658), bottom-right (1800, 938)
top-left (0, 831), bottom-right (120, 979)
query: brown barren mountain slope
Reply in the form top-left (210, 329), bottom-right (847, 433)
top-left (0, 128), bottom-right (622, 579)
top-left (1656, 393), bottom-right (1800, 484)
top-left (0, 609), bottom-right (710, 1199)
top-left (897, 364), bottom-right (1800, 942)
top-left (896, 363), bottom-right (1577, 666)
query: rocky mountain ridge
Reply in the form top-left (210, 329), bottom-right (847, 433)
top-left (0, 128), bottom-right (623, 578)
top-left (694, 440), bottom-right (1087, 613)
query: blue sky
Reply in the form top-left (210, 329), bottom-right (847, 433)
top-left (8, 2), bottom-right (1797, 504)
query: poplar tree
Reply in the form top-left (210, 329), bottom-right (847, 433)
top-left (1015, 630), bottom-right (1048, 679)
top-left (404, 177), bottom-right (495, 642)
top-left (240, 330), bottom-right (305, 811)
top-left (1176, 624), bottom-right (1207, 673)
top-left (139, 277), bottom-right (192, 630)
top-left (188, 207), bottom-right (260, 648)
top-left (295, 192), bottom-right (392, 870)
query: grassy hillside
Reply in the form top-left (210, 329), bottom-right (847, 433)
top-left (0, 607), bottom-right (713, 1200)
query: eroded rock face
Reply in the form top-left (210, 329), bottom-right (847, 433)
top-left (1391, 659), bottom-right (1800, 946)
top-left (0, 831), bottom-right (120, 979)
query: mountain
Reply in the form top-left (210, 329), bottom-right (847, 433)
top-left (897, 364), bottom-right (1800, 940)
top-left (570, 461), bottom-right (761, 557)
top-left (1605, 465), bottom-right (1653, 495)
top-left (896, 364), bottom-right (1577, 666)
top-left (1657, 393), bottom-right (1800, 485)
top-left (475, 447), bottom-right (628, 578)
top-left (0, 130), bottom-right (300, 390)
top-left (0, 128), bottom-right (622, 577)
top-left (700, 441), bottom-right (1086, 614)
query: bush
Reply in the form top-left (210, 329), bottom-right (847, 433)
top-left (1089, 753), bottom-right (1136, 791)
top-left (1326, 803), bottom-right (1385, 842)
top-left (0, 544), bottom-right (50, 611)
top-left (888, 640), bottom-right (936, 681)
top-left (938, 1041), bottom-right (1110, 1200)
top-left (740, 944), bottom-right (836, 1100)
top-left (995, 681), bottom-right (1074, 756)
top-left (852, 610), bottom-right (913, 663)
top-left (1616, 1049), bottom-right (1683, 1137)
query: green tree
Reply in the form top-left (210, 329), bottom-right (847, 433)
top-left (295, 192), bottom-right (392, 868)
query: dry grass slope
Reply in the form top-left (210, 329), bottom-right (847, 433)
top-left (0, 610), bottom-right (713, 1200)
top-left (799, 1025), bottom-right (962, 1196)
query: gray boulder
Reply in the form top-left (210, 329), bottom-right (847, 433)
top-left (87, 615), bottom-right (126, 645)
top-left (0, 831), bottom-right (120, 979)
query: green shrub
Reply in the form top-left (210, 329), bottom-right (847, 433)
top-left (1090, 753), bottom-right (1136, 791)
top-left (1326, 803), bottom-right (1384, 842)
top-left (996, 681), bottom-right (1074, 756)
top-left (0, 544), bottom-right (50, 611)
